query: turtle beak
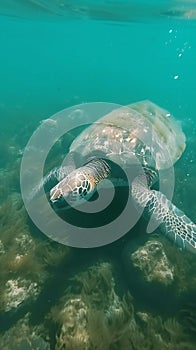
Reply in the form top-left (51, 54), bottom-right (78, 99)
top-left (50, 186), bottom-right (68, 208)
top-left (50, 186), bottom-right (63, 203)
top-left (49, 180), bottom-right (78, 210)
top-left (50, 184), bottom-right (64, 200)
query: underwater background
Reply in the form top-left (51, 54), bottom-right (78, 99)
top-left (0, 1), bottom-right (196, 349)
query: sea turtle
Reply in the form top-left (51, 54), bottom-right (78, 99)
top-left (33, 100), bottom-right (196, 253)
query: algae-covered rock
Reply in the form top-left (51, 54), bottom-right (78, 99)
top-left (0, 240), bottom-right (5, 255)
top-left (4, 278), bottom-right (39, 312)
top-left (50, 262), bottom-right (135, 350)
top-left (131, 240), bottom-right (174, 286)
top-left (55, 297), bottom-right (90, 350)
top-left (122, 236), bottom-right (196, 314)
top-left (49, 259), bottom-right (195, 350)
top-left (0, 314), bottom-right (50, 350)
top-left (0, 193), bottom-right (71, 315)
top-left (0, 198), bottom-right (45, 313)
top-left (122, 238), bottom-right (180, 311)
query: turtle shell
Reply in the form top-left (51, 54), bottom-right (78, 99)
top-left (70, 100), bottom-right (186, 170)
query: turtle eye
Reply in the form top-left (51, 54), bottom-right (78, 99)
top-left (87, 181), bottom-right (91, 192)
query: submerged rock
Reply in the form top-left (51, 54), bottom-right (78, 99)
top-left (49, 259), bottom-right (195, 350)
top-left (0, 194), bottom-right (71, 316)
top-left (122, 238), bottom-right (181, 310)
top-left (0, 240), bottom-right (5, 255)
top-left (50, 262), bottom-right (135, 350)
top-left (131, 240), bottom-right (174, 286)
top-left (0, 314), bottom-right (50, 350)
top-left (4, 278), bottom-right (39, 312)
top-left (0, 199), bottom-right (44, 314)
top-left (55, 297), bottom-right (89, 349)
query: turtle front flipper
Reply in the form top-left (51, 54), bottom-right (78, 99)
top-left (132, 178), bottom-right (196, 254)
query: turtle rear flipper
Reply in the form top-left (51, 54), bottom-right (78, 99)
top-left (132, 179), bottom-right (196, 253)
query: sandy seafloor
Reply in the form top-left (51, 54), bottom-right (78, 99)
top-left (0, 1), bottom-right (196, 349)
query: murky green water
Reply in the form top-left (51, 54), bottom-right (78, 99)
top-left (0, 1), bottom-right (195, 349)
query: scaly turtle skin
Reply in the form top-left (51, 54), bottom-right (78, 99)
top-left (33, 101), bottom-right (196, 253)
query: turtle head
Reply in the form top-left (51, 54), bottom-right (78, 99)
top-left (49, 167), bottom-right (97, 209)
top-left (49, 159), bottom-right (111, 209)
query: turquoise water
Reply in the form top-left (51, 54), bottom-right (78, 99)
top-left (0, 2), bottom-right (196, 134)
top-left (0, 1), bottom-right (196, 349)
